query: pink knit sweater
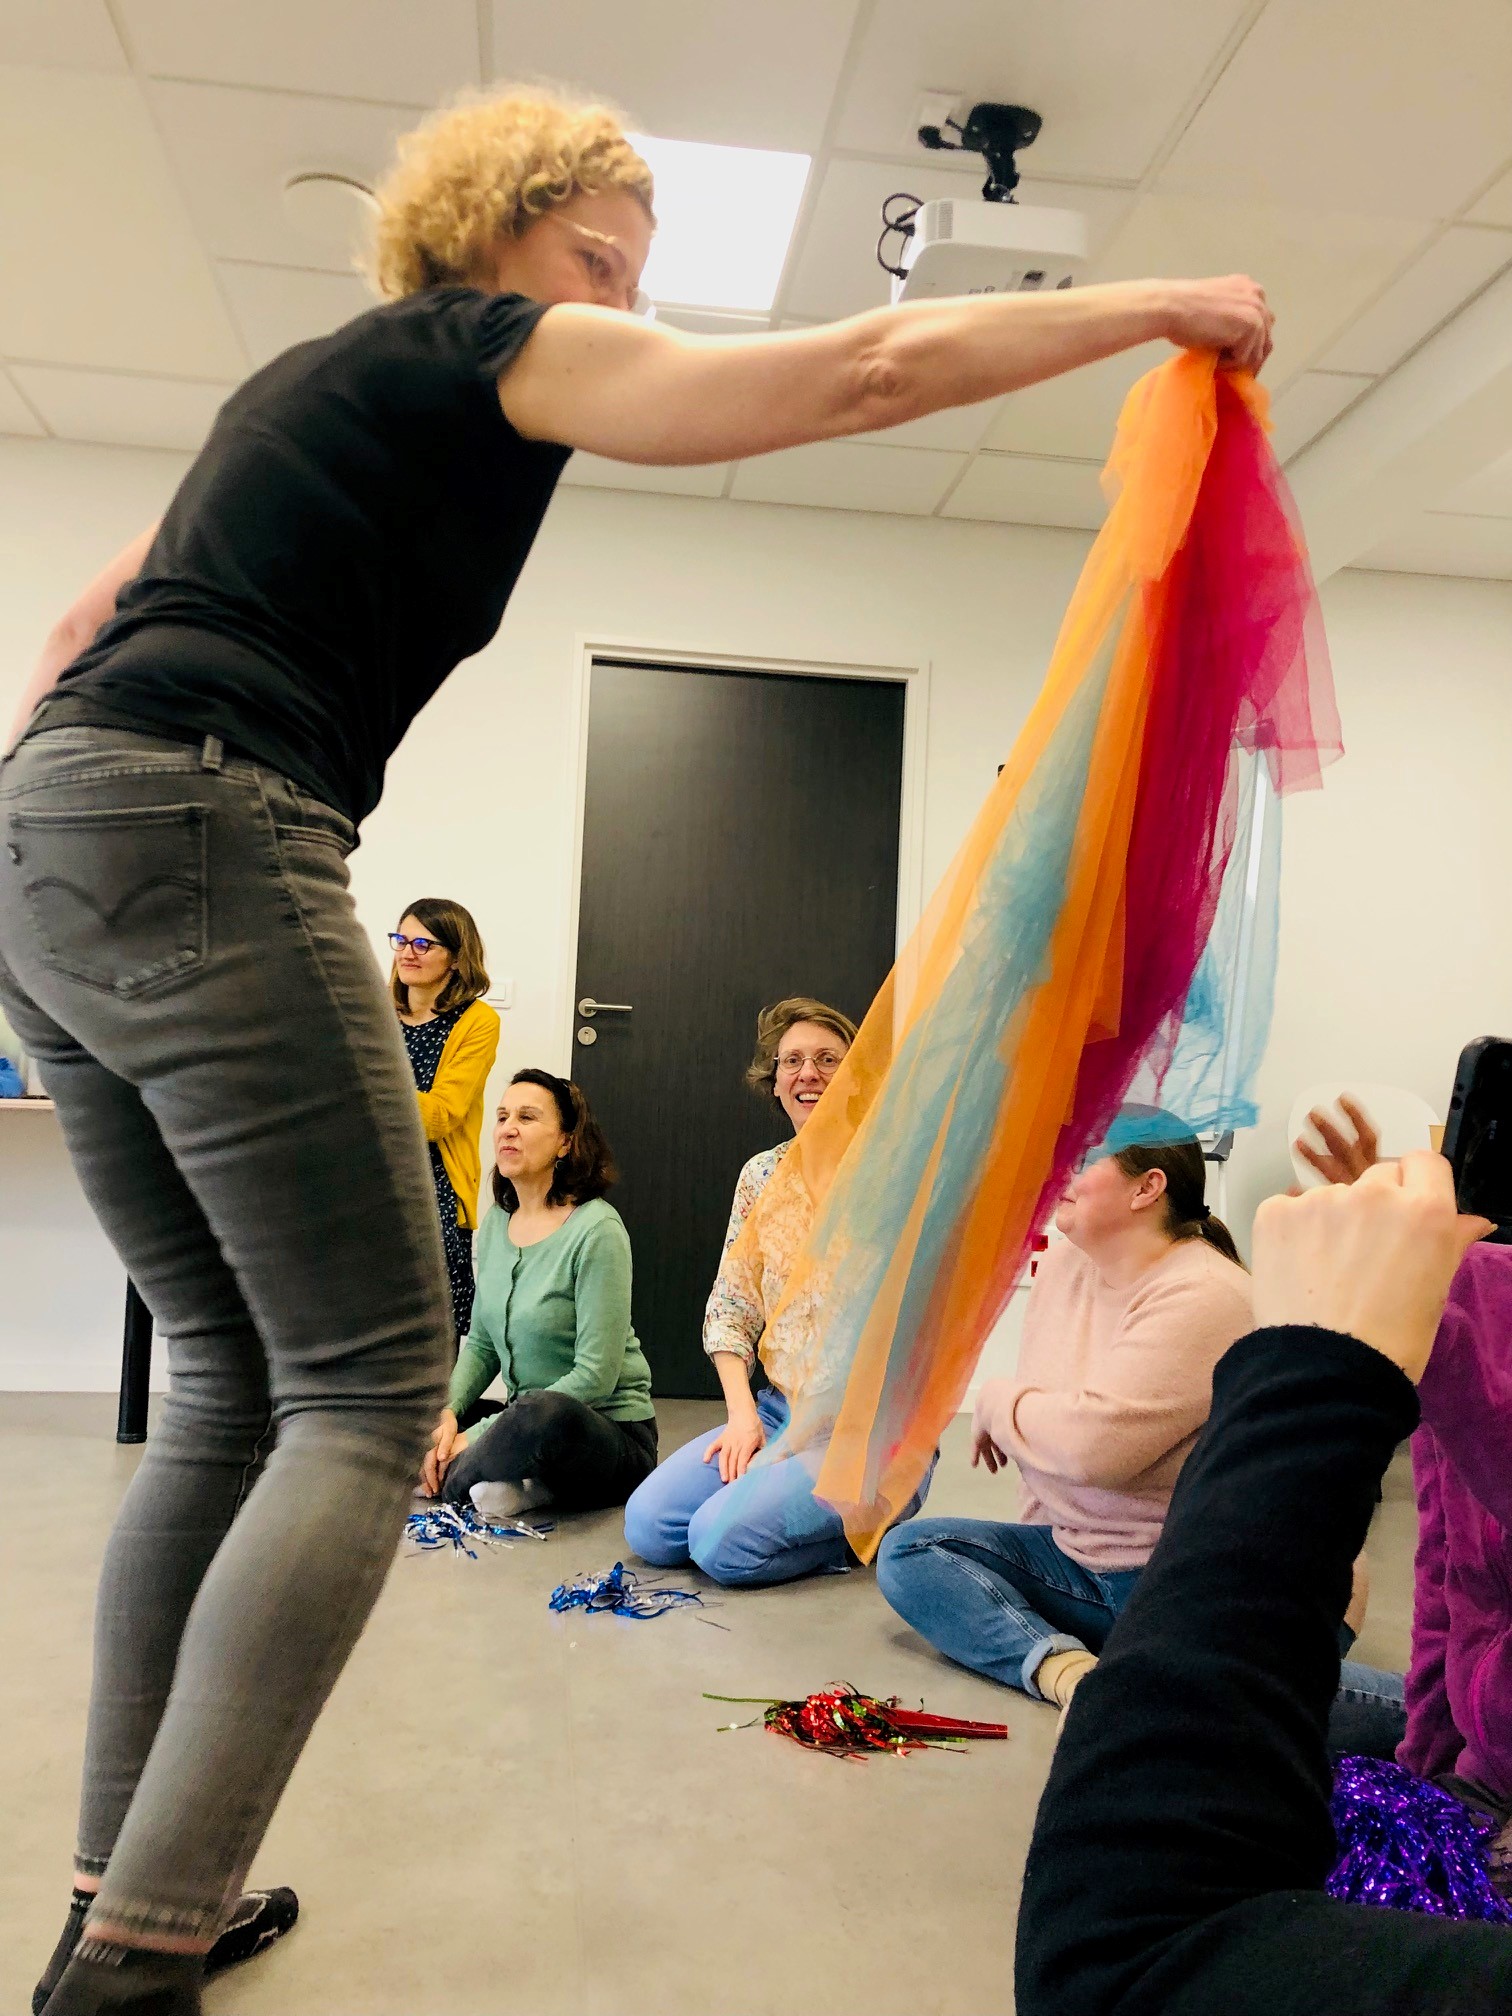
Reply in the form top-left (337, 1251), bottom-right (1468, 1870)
top-left (973, 1236), bottom-right (1254, 1570)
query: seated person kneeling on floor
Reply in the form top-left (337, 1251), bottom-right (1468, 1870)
top-left (421, 1069), bottom-right (657, 1517)
top-left (625, 996), bottom-right (934, 1585)
top-left (876, 1118), bottom-right (1252, 1713)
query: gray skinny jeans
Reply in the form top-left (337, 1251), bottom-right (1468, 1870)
top-left (0, 722), bottom-right (449, 1945)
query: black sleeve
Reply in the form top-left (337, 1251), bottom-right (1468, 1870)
top-left (472, 290), bottom-right (552, 379)
top-left (1015, 1328), bottom-right (1512, 2016)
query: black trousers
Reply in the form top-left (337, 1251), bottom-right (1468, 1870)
top-left (444, 1391), bottom-right (657, 1513)
top-left (1016, 1330), bottom-right (1512, 2016)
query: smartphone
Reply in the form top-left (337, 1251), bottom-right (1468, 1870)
top-left (1442, 1037), bottom-right (1512, 1222)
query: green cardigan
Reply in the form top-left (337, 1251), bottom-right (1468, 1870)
top-left (447, 1199), bottom-right (654, 1424)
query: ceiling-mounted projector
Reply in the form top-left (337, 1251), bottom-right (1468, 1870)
top-left (880, 100), bottom-right (1088, 303)
top-left (890, 198), bottom-right (1087, 302)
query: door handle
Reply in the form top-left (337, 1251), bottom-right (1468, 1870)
top-left (578, 997), bottom-right (633, 1018)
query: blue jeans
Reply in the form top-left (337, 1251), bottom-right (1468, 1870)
top-left (875, 1517), bottom-right (1141, 1699)
top-left (624, 1387), bottom-right (933, 1587)
top-left (1331, 1630), bottom-right (1407, 1760)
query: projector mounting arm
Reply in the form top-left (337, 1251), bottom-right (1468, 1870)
top-left (917, 101), bottom-right (1042, 204)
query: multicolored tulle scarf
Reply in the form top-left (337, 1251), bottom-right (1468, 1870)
top-left (722, 350), bottom-right (1341, 1561)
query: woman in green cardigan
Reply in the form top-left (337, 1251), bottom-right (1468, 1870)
top-left (420, 1068), bottom-right (656, 1516)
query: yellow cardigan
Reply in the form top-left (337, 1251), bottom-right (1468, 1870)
top-left (414, 998), bottom-right (500, 1231)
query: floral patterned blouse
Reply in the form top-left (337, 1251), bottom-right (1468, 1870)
top-left (702, 1139), bottom-right (824, 1400)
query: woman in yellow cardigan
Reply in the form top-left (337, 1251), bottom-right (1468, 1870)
top-left (390, 898), bottom-right (500, 1351)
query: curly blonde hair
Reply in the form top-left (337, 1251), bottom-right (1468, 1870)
top-left (370, 86), bottom-right (655, 300)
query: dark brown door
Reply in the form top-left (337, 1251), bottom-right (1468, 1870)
top-left (571, 657), bottom-right (906, 1397)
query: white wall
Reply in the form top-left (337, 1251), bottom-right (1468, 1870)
top-left (1227, 567), bottom-right (1512, 1237)
top-left (1, 435), bottom-right (1510, 1389)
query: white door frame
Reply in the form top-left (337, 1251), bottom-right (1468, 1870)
top-left (557, 634), bottom-right (932, 1068)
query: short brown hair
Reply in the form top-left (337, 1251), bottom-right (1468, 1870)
top-left (746, 997), bottom-right (859, 1099)
top-left (370, 86), bottom-right (655, 299)
top-left (389, 897), bottom-right (489, 1016)
top-left (491, 1069), bottom-right (617, 1212)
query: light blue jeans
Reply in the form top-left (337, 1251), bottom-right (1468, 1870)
top-left (876, 1512), bottom-right (1413, 1741)
top-left (876, 1516), bottom-right (1140, 1698)
top-left (624, 1387), bottom-right (934, 1587)
top-left (1333, 1633), bottom-right (1408, 1760)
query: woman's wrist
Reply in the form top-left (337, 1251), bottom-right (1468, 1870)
top-left (1126, 277), bottom-right (1176, 343)
top-left (710, 1352), bottom-right (759, 1425)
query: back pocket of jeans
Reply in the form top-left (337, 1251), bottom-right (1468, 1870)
top-left (11, 803), bottom-right (207, 998)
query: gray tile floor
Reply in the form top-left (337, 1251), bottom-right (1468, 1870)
top-left (0, 1394), bottom-right (1416, 2016)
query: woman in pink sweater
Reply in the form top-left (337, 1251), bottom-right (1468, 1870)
top-left (876, 1128), bottom-right (1252, 1711)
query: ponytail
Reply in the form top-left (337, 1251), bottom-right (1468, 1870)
top-left (1112, 1136), bottom-right (1244, 1270)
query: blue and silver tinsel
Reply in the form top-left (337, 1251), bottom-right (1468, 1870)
top-left (548, 1561), bottom-right (705, 1620)
top-left (404, 1502), bottom-right (553, 1557)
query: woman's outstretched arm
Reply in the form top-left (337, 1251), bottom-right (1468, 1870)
top-left (499, 276), bottom-right (1271, 466)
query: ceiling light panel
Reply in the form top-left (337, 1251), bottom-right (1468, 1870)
top-left (633, 134), bottom-right (810, 312)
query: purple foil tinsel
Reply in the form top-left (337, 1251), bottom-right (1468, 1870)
top-left (1327, 1755), bottom-right (1512, 1924)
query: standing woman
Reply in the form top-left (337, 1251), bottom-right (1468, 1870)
top-left (0, 76), bottom-right (1273, 2016)
top-left (392, 898), bottom-right (499, 1352)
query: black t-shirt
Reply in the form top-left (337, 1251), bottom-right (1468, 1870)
top-left (53, 288), bottom-right (570, 823)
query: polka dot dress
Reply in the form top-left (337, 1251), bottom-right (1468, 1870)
top-left (400, 1003), bottom-right (476, 1345)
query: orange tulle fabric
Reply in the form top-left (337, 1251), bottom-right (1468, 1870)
top-left (724, 351), bottom-right (1338, 1561)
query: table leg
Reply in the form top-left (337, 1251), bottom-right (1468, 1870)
top-left (116, 1280), bottom-right (153, 1444)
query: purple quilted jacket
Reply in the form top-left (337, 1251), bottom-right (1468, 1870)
top-left (1399, 1240), bottom-right (1512, 1802)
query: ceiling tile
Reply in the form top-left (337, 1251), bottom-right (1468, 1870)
top-left (150, 81), bottom-right (417, 271)
top-left (487, 0), bottom-right (860, 153)
top-left (941, 453), bottom-right (1106, 531)
top-left (1466, 165), bottom-right (1512, 228)
top-left (1357, 512), bottom-right (1512, 580)
top-left (1315, 227), bottom-right (1512, 375)
top-left (1265, 371), bottom-right (1373, 463)
top-left (783, 156), bottom-right (1134, 323)
top-left (1439, 447), bottom-right (1512, 518)
top-left (1093, 194), bottom-right (1426, 385)
top-left (558, 456), bottom-right (730, 498)
top-left (117, 0), bottom-right (478, 102)
top-left (0, 370), bottom-right (46, 439)
top-left (833, 0), bottom-right (1256, 182)
top-left (0, 2), bottom-right (126, 71)
top-left (1158, 0), bottom-right (1512, 220)
top-left (9, 365), bottom-right (232, 452)
top-left (730, 441), bottom-right (964, 515)
top-left (0, 68), bottom-right (245, 377)
top-left (984, 341), bottom-right (1169, 460)
top-left (217, 263), bottom-right (372, 369)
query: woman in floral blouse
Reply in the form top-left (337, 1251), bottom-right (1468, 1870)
top-left (625, 996), bottom-right (934, 1584)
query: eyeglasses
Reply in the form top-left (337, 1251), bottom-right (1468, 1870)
top-left (776, 1050), bottom-right (845, 1079)
top-left (553, 215), bottom-right (655, 319)
top-left (389, 932), bottom-right (445, 957)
